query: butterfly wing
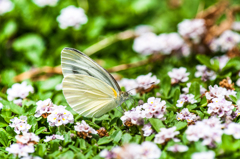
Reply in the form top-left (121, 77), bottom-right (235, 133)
top-left (62, 74), bottom-right (119, 117)
top-left (61, 47), bottom-right (121, 93)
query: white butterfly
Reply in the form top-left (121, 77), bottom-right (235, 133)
top-left (61, 48), bottom-right (129, 118)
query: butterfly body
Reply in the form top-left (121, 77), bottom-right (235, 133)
top-left (61, 48), bottom-right (129, 117)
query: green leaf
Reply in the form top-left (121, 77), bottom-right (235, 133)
top-left (27, 116), bottom-right (38, 132)
top-left (79, 138), bottom-right (87, 150)
top-left (121, 133), bottom-right (132, 144)
top-left (35, 144), bottom-right (46, 157)
top-left (173, 87), bottom-right (180, 105)
top-left (200, 96), bottom-right (208, 107)
top-left (174, 121), bottom-right (187, 131)
top-left (111, 130), bottom-right (122, 144)
top-left (35, 127), bottom-right (47, 135)
top-left (196, 110), bottom-right (204, 119)
top-left (196, 55), bottom-right (218, 71)
top-left (222, 57), bottom-right (240, 72)
top-left (161, 75), bottom-right (171, 97)
top-left (145, 134), bottom-right (155, 141)
top-left (189, 82), bottom-right (200, 98)
top-left (131, 135), bottom-right (141, 144)
top-left (9, 103), bottom-right (23, 115)
top-left (149, 118), bottom-right (165, 133)
top-left (63, 132), bottom-right (72, 146)
top-left (187, 104), bottom-right (197, 110)
top-left (49, 140), bottom-right (60, 152)
top-left (97, 136), bottom-right (113, 145)
top-left (0, 128), bottom-right (9, 147)
top-left (69, 145), bottom-right (80, 152)
top-left (229, 95), bottom-right (237, 103)
top-left (0, 116), bottom-right (8, 128)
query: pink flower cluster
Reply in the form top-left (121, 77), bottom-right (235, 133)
top-left (178, 19), bottom-right (206, 44)
top-left (142, 123), bottom-right (153, 136)
top-left (47, 105), bottom-right (74, 126)
top-left (121, 97), bottom-right (167, 126)
top-left (6, 143), bottom-right (35, 158)
top-left (176, 108), bottom-right (200, 123)
top-left (118, 73), bottom-right (160, 95)
top-left (74, 120), bottom-right (98, 137)
top-left (9, 116), bottom-right (31, 134)
top-left (224, 122), bottom-right (240, 139)
top-left (154, 127), bottom-right (180, 144)
top-left (195, 65), bottom-right (216, 81)
top-left (168, 67), bottom-right (189, 84)
top-left (176, 94), bottom-right (197, 108)
top-left (44, 134), bottom-right (64, 142)
top-left (205, 85), bottom-right (236, 100)
top-left (15, 133), bottom-right (40, 145)
top-left (7, 81), bottom-right (34, 106)
top-left (133, 32), bottom-right (190, 56)
top-left (35, 98), bottom-right (55, 117)
top-left (210, 30), bottom-right (240, 52)
top-left (100, 141), bottom-right (161, 159)
top-left (167, 144), bottom-right (188, 153)
top-left (186, 117), bottom-right (223, 147)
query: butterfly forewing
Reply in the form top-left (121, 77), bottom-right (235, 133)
top-left (62, 74), bottom-right (119, 117)
top-left (61, 48), bottom-right (121, 93)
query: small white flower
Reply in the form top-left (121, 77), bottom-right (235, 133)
top-left (32, 0), bottom-right (58, 7)
top-left (211, 55), bottom-right (229, 70)
top-left (118, 78), bottom-right (138, 95)
top-left (7, 81), bottom-right (34, 102)
top-left (133, 32), bottom-right (160, 55)
top-left (178, 19), bottom-right (206, 44)
top-left (9, 116), bottom-right (31, 134)
top-left (16, 133), bottom-right (40, 145)
top-left (135, 25), bottom-right (154, 36)
top-left (47, 105), bottom-right (74, 126)
top-left (154, 127), bottom-right (179, 144)
top-left (157, 33), bottom-right (188, 55)
top-left (224, 122), bottom-right (240, 139)
top-left (176, 108), bottom-right (199, 123)
top-left (176, 94), bottom-right (197, 107)
top-left (191, 151), bottom-right (215, 159)
top-left (74, 120), bottom-right (97, 138)
top-left (35, 98), bottom-right (55, 117)
top-left (136, 73), bottom-right (160, 89)
top-left (168, 67), bottom-right (189, 84)
top-left (232, 21), bottom-right (240, 31)
top-left (195, 65), bottom-right (216, 81)
top-left (44, 134), bottom-right (64, 142)
top-left (141, 141), bottom-right (161, 159)
top-left (57, 5), bottom-right (88, 29)
top-left (142, 123), bottom-right (153, 136)
top-left (0, 0), bottom-right (14, 15)
top-left (6, 143), bottom-right (34, 157)
top-left (210, 30), bottom-right (240, 52)
top-left (168, 144), bottom-right (188, 152)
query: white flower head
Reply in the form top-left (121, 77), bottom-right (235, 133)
top-left (0, 0), bottom-right (14, 15)
top-left (9, 116), bottom-right (31, 134)
top-left (47, 105), bottom-right (74, 126)
top-left (57, 5), bottom-right (88, 29)
top-left (168, 67), bottom-right (189, 84)
top-left (178, 19), bottom-right (206, 44)
top-left (224, 122), bottom-right (240, 139)
top-left (44, 134), bottom-right (64, 142)
top-left (142, 123), bottom-right (153, 136)
top-left (16, 133), bottom-right (40, 145)
top-left (195, 65), bottom-right (216, 81)
top-left (7, 81), bottom-right (34, 102)
top-left (168, 144), bottom-right (188, 152)
top-left (35, 98), bottom-right (55, 117)
top-left (136, 73), bottom-right (160, 89)
top-left (191, 151), bottom-right (215, 159)
top-left (74, 120), bottom-right (97, 138)
top-left (154, 126), bottom-right (179, 144)
top-left (210, 30), bottom-right (240, 52)
top-left (6, 143), bottom-right (34, 157)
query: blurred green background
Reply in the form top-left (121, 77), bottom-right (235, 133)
top-left (1, 0), bottom-right (239, 89)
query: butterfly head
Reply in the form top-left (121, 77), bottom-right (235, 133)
top-left (119, 91), bottom-right (130, 102)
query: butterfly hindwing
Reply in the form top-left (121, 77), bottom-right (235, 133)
top-left (62, 74), bottom-right (119, 117)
